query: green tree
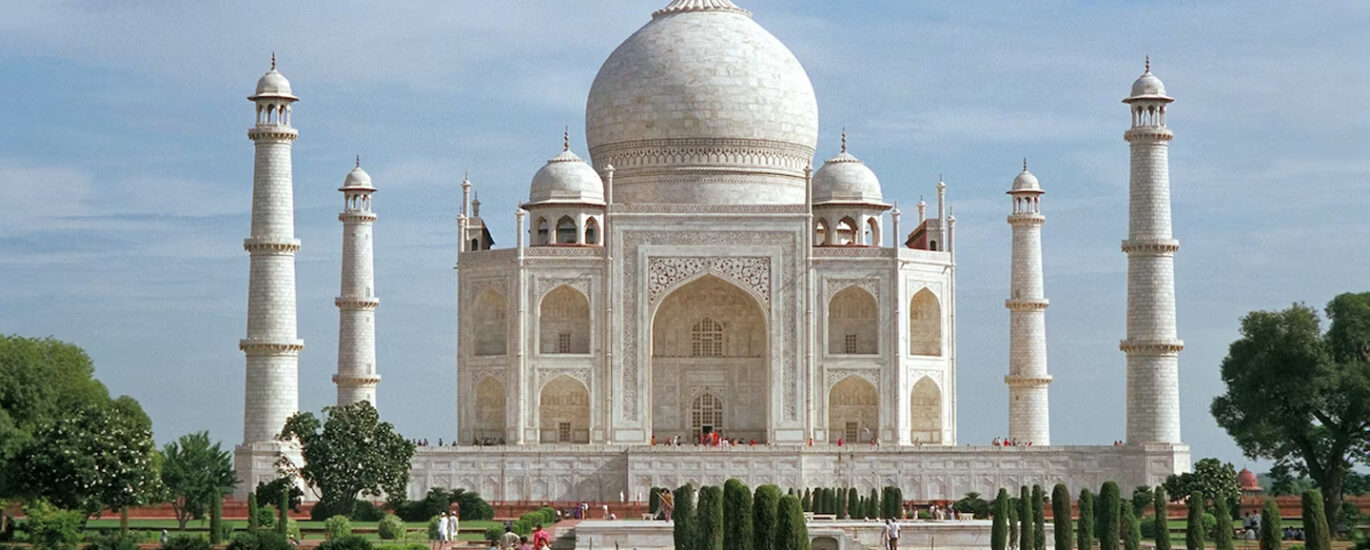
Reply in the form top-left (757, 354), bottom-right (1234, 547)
top-left (882, 486), bottom-right (903, 519)
top-left (1302, 490), bottom-right (1331, 550)
top-left (674, 484), bottom-right (696, 550)
top-left (1078, 489), bottom-right (1095, 550)
top-left (801, 488), bottom-right (811, 512)
top-left (847, 488), bottom-right (859, 520)
top-left (1213, 495), bottom-right (1235, 550)
top-left (161, 431), bottom-right (236, 529)
top-left (248, 492), bottom-right (260, 532)
top-left (697, 486), bottom-right (724, 550)
top-left (1121, 502), bottom-right (1141, 550)
top-left (1098, 482), bottom-right (1120, 550)
top-left (22, 499), bottom-right (85, 550)
top-left (955, 492), bottom-right (993, 519)
top-left (1185, 493), bottom-right (1205, 550)
top-left (868, 488), bottom-right (879, 519)
top-left (775, 495), bottom-right (809, 550)
top-left (1021, 487), bottom-right (1035, 550)
top-left (1211, 295), bottom-right (1370, 528)
top-left (210, 496), bottom-right (224, 545)
top-left (1259, 498), bottom-right (1281, 550)
top-left (277, 401), bottom-right (415, 519)
top-left (1010, 497), bottom-right (1021, 550)
top-left (1164, 458), bottom-right (1241, 514)
top-left (1033, 485), bottom-right (1047, 550)
top-left (277, 489), bottom-right (289, 536)
top-left (255, 477), bottom-right (303, 513)
top-left (1130, 487), bottom-right (1154, 517)
top-left (993, 488), bottom-right (1010, 550)
top-left (1052, 484), bottom-right (1074, 550)
top-left (1153, 487), bottom-right (1172, 550)
top-left (753, 485), bottom-right (781, 550)
top-left (723, 480), bottom-right (752, 550)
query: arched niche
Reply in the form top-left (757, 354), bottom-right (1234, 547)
top-left (909, 288), bottom-right (941, 356)
top-left (539, 285), bottom-right (590, 354)
top-left (909, 377), bottom-right (942, 444)
top-left (538, 375), bottom-right (590, 444)
top-left (474, 289), bottom-right (507, 356)
top-left (828, 286), bottom-right (877, 355)
top-left (828, 376), bottom-right (878, 443)
top-left (473, 376), bottom-right (506, 444)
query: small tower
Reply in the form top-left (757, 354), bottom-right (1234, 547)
top-left (334, 159), bottom-right (381, 407)
top-left (810, 130), bottom-right (890, 246)
top-left (1005, 161), bottom-right (1051, 445)
top-left (1121, 57), bottom-right (1183, 444)
top-left (523, 130), bottom-right (606, 247)
top-left (238, 54), bottom-right (303, 490)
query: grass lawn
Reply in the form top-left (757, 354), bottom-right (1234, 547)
top-left (79, 519), bottom-right (501, 542)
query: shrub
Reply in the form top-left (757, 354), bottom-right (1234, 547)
top-left (83, 531), bottom-right (140, 550)
top-left (1078, 489), bottom-right (1095, 550)
top-left (867, 489), bottom-right (879, 520)
top-left (254, 505), bottom-right (277, 530)
top-left (881, 486), bottom-right (903, 519)
top-left (318, 535), bottom-right (373, 550)
top-left (955, 492), bottom-right (993, 519)
top-left (992, 489), bottom-right (1009, 550)
top-left (210, 496), bottom-right (224, 545)
top-left (754, 485), bottom-right (781, 550)
top-left (255, 478), bottom-right (303, 514)
top-left (723, 479), bottom-right (753, 550)
top-left (697, 486), bottom-right (725, 550)
top-left (846, 488), bottom-right (859, 520)
top-left (1021, 487), bottom-right (1035, 550)
top-left (378, 515), bottom-right (405, 541)
top-left (1213, 497), bottom-right (1234, 550)
top-left (325, 515), bottom-right (353, 540)
top-left (1260, 499), bottom-right (1281, 550)
top-left (247, 492), bottom-right (260, 532)
top-left (1302, 490), bottom-right (1330, 550)
top-left (674, 484), bottom-right (696, 550)
top-left (1186, 494), bottom-right (1206, 550)
top-left (22, 500), bottom-right (84, 550)
top-left (483, 527), bottom-right (503, 544)
top-left (1153, 487), bottom-right (1171, 550)
top-left (775, 495), bottom-right (809, 550)
top-left (1010, 497), bottom-right (1021, 550)
top-left (1122, 502), bottom-right (1141, 550)
top-left (427, 517), bottom-right (442, 541)
top-left (1033, 485), bottom-right (1047, 550)
top-left (1098, 482), bottom-right (1121, 550)
top-left (162, 535), bottom-right (211, 550)
top-left (1052, 484), bottom-right (1073, 550)
top-left (276, 491), bottom-right (289, 537)
top-left (227, 531), bottom-right (294, 550)
top-left (353, 501), bottom-right (385, 522)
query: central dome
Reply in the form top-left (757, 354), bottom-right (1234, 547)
top-left (585, 0), bottom-right (819, 205)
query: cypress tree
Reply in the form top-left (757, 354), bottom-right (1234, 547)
top-left (1121, 502), bottom-right (1141, 550)
top-left (1213, 494), bottom-right (1235, 550)
top-left (723, 479), bottom-right (753, 550)
top-left (1078, 489), bottom-right (1095, 550)
top-left (1098, 482), bottom-right (1120, 550)
top-left (1185, 493), bottom-right (1205, 550)
top-left (868, 489), bottom-right (880, 519)
top-left (1259, 498), bottom-right (1281, 550)
top-left (697, 486), bottom-right (724, 550)
top-left (248, 491), bottom-right (260, 532)
top-left (776, 495), bottom-right (810, 550)
top-left (674, 484), bottom-right (697, 550)
top-left (277, 489), bottom-right (289, 536)
top-left (993, 488), bottom-right (1010, 550)
top-left (1301, 489), bottom-right (1330, 550)
top-left (1020, 486), bottom-right (1035, 550)
top-left (1033, 485), bottom-right (1047, 550)
top-left (1010, 497), bottom-right (1021, 550)
top-left (832, 487), bottom-right (843, 518)
top-left (802, 488), bottom-right (812, 513)
top-left (754, 485), bottom-right (781, 550)
top-left (209, 496), bottom-right (223, 545)
top-left (847, 488), bottom-right (859, 520)
top-left (1152, 486), bottom-right (1171, 550)
top-left (1052, 484), bottom-right (1073, 550)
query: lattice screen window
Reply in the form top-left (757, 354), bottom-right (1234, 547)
top-left (691, 318), bottom-right (724, 357)
top-left (558, 422), bottom-right (571, 442)
top-left (844, 334), bottom-right (858, 354)
top-left (558, 332), bottom-right (572, 354)
top-left (690, 393), bottom-right (724, 435)
top-left (845, 422), bottom-right (859, 442)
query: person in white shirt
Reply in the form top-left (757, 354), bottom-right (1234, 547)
top-left (437, 513), bottom-right (450, 548)
top-left (884, 518), bottom-right (901, 550)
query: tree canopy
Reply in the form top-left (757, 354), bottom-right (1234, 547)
top-left (1211, 293), bottom-right (1370, 527)
top-left (277, 401), bottom-right (415, 519)
top-left (1163, 458), bottom-right (1240, 512)
top-left (162, 431), bottom-right (237, 529)
top-left (9, 403), bottom-right (162, 515)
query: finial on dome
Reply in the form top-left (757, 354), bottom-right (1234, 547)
top-left (1145, 55), bottom-right (1150, 73)
top-left (1023, 158), bottom-right (1028, 172)
top-left (355, 154), bottom-right (360, 168)
top-left (840, 127), bottom-right (847, 154)
top-left (271, 52), bottom-right (276, 71)
top-left (918, 194), bottom-right (925, 205)
top-left (564, 126), bottom-right (571, 152)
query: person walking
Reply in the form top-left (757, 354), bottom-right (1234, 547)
top-left (532, 524), bottom-right (552, 549)
top-left (449, 504), bottom-right (461, 543)
top-left (884, 518), bottom-right (901, 550)
top-left (499, 524), bottom-right (521, 550)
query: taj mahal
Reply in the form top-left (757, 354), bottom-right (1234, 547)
top-left (233, 0), bottom-right (1190, 503)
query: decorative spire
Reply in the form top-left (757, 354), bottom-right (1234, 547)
top-left (840, 127), bottom-right (847, 154)
top-left (1145, 55), bottom-right (1150, 73)
top-left (355, 154), bottom-right (361, 168)
top-left (271, 52), bottom-right (276, 71)
top-left (918, 194), bottom-right (926, 205)
top-left (563, 126), bottom-right (570, 152)
top-left (1023, 158), bottom-right (1028, 172)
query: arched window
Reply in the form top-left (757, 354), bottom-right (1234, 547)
top-left (585, 217), bottom-right (600, 245)
top-left (474, 289), bottom-right (507, 356)
top-left (836, 217), bottom-right (858, 245)
top-left (539, 376), bottom-right (590, 444)
top-left (690, 392), bottom-right (724, 438)
top-left (556, 216), bottom-right (577, 244)
top-left (828, 376), bottom-right (878, 443)
top-left (910, 377), bottom-right (942, 444)
top-left (473, 376), bottom-right (506, 442)
top-left (815, 219), bottom-right (829, 246)
top-left (909, 289), bottom-right (941, 356)
top-left (539, 285), bottom-right (590, 354)
top-left (866, 217), bottom-right (880, 246)
top-left (690, 317), bottom-right (724, 357)
top-left (534, 218), bottom-right (549, 245)
top-left (828, 286), bottom-right (877, 354)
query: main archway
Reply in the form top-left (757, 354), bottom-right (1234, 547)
top-left (650, 274), bottom-right (769, 442)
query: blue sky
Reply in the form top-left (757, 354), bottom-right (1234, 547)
top-left (1, 1), bottom-right (1366, 471)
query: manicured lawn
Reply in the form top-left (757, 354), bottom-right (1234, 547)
top-left (78, 518), bottom-right (501, 542)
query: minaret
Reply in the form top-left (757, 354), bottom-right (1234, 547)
top-left (334, 158), bottom-right (381, 407)
top-left (1121, 57), bottom-right (1183, 444)
top-left (240, 54), bottom-right (302, 447)
top-left (1005, 161), bottom-right (1051, 445)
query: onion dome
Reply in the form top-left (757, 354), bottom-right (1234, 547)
top-left (527, 136), bottom-right (605, 206)
top-left (585, 0), bottom-right (818, 204)
top-left (1010, 160), bottom-right (1042, 193)
top-left (1125, 56), bottom-right (1172, 103)
top-left (340, 158), bottom-right (375, 191)
top-left (250, 53), bottom-right (297, 101)
top-left (1238, 468), bottom-right (1261, 491)
top-left (812, 133), bottom-right (884, 205)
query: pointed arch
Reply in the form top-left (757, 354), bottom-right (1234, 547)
top-left (690, 392), bottom-right (724, 440)
top-left (828, 375), bottom-right (878, 443)
top-left (555, 216), bottom-right (577, 244)
top-left (836, 217), bottom-right (858, 245)
top-left (866, 217), bottom-right (880, 246)
top-left (474, 289), bottom-right (507, 356)
top-left (539, 285), bottom-right (590, 354)
top-left (539, 375), bottom-right (589, 443)
top-left (815, 218), bottom-right (829, 246)
top-left (828, 285), bottom-right (877, 355)
top-left (584, 216), bottom-right (600, 245)
top-left (473, 376), bottom-right (506, 443)
top-left (534, 217), bottom-right (550, 245)
top-left (910, 377), bottom-right (942, 444)
top-left (909, 288), bottom-right (941, 356)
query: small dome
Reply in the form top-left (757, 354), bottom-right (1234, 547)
top-left (528, 148), bottom-right (605, 206)
top-left (1125, 57), bottom-right (1172, 102)
top-left (812, 148), bottom-right (883, 205)
top-left (1011, 167), bottom-right (1041, 192)
top-left (253, 70), bottom-right (297, 100)
top-left (341, 164), bottom-right (374, 191)
top-left (1238, 468), bottom-right (1261, 491)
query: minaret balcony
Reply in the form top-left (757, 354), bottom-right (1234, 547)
top-left (335, 296), bottom-right (380, 310)
top-left (332, 374), bottom-right (381, 386)
top-left (339, 211), bottom-right (378, 223)
top-left (1120, 239), bottom-right (1179, 255)
top-left (1003, 374), bottom-right (1053, 387)
top-left (1007, 213), bottom-right (1045, 225)
top-left (238, 338), bottom-right (305, 353)
top-left (1119, 338), bottom-right (1185, 354)
top-left (1123, 127), bottom-right (1173, 142)
top-left (243, 238), bottom-right (302, 253)
top-left (1005, 298), bottom-right (1049, 312)
top-left (247, 126), bottom-right (299, 141)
